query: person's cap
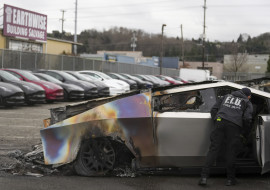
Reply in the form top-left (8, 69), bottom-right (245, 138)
top-left (242, 88), bottom-right (251, 97)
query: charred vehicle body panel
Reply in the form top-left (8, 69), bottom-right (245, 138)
top-left (41, 81), bottom-right (270, 176)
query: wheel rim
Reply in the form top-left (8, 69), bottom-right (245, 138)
top-left (81, 139), bottom-right (115, 174)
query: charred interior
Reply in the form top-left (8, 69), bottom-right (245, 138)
top-left (153, 90), bottom-right (204, 112)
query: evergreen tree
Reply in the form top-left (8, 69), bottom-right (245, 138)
top-left (237, 34), bottom-right (243, 43)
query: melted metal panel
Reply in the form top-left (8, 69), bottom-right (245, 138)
top-left (41, 91), bottom-right (154, 165)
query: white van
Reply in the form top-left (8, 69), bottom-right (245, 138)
top-left (180, 68), bottom-right (213, 82)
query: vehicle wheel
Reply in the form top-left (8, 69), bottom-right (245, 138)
top-left (74, 138), bottom-right (115, 176)
top-left (46, 100), bottom-right (54, 103)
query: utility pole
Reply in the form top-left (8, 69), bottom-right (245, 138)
top-left (160, 24), bottom-right (166, 75)
top-left (60, 10), bottom-right (66, 34)
top-left (181, 24), bottom-right (185, 68)
top-left (74, 0), bottom-right (78, 55)
top-left (131, 31), bottom-right (137, 51)
top-left (202, 0), bottom-right (207, 69)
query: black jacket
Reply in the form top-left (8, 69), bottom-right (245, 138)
top-left (211, 90), bottom-right (253, 127)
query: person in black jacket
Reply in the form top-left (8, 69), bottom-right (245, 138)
top-left (198, 88), bottom-right (253, 186)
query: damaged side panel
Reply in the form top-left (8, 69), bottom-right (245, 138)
top-left (153, 112), bottom-right (213, 167)
top-left (41, 91), bottom-right (156, 165)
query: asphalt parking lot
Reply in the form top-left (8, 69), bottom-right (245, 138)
top-left (0, 101), bottom-right (70, 156)
top-left (0, 101), bottom-right (270, 190)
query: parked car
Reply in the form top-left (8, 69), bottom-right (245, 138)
top-left (0, 82), bottom-right (25, 106)
top-left (156, 75), bottom-right (183, 85)
top-left (64, 71), bottom-right (110, 97)
top-left (82, 71), bottom-right (130, 92)
top-left (2, 69), bottom-right (63, 102)
top-left (146, 75), bottom-right (170, 87)
top-left (78, 70), bottom-right (128, 96)
top-left (35, 70), bottom-right (98, 99)
top-left (107, 73), bottom-right (138, 90)
top-left (41, 81), bottom-right (270, 176)
top-left (172, 76), bottom-right (189, 84)
top-left (119, 73), bottom-right (153, 89)
top-left (133, 74), bottom-right (161, 88)
top-left (33, 73), bottom-right (84, 101)
top-left (0, 70), bottom-right (45, 105)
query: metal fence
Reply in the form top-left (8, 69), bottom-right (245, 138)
top-left (0, 49), bottom-right (179, 76)
top-left (223, 72), bottom-right (270, 82)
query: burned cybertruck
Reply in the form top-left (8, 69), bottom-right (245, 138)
top-left (40, 81), bottom-right (270, 176)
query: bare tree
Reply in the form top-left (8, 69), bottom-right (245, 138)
top-left (224, 44), bottom-right (248, 81)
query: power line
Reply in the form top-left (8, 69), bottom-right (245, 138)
top-left (48, 6), bottom-right (200, 20)
top-left (53, 0), bottom-right (188, 11)
top-left (40, 2), bottom-right (270, 14)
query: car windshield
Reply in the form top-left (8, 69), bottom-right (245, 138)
top-left (114, 73), bottom-right (126, 80)
top-left (148, 75), bottom-right (160, 81)
top-left (16, 70), bottom-right (41, 81)
top-left (165, 76), bottom-right (176, 81)
top-left (81, 74), bottom-right (98, 81)
top-left (134, 75), bottom-right (143, 80)
top-left (83, 72), bottom-right (103, 81)
top-left (37, 74), bottom-right (62, 84)
top-left (119, 74), bottom-right (129, 79)
top-left (58, 71), bottom-right (78, 81)
top-left (72, 73), bottom-right (91, 81)
top-left (0, 70), bottom-right (20, 81)
top-left (95, 72), bottom-right (112, 80)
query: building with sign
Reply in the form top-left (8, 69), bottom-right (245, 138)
top-left (0, 4), bottom-right (81, 55)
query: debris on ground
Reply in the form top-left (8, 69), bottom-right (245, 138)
top-left (113, 166), bottom-right (136, 178)
top-left (1, 144), bottom-right (59, 177)
top-left (0, 144), bottom-right (136, 177)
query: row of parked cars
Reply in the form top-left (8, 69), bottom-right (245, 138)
top-left (0, 68), bottom-right (188, 107)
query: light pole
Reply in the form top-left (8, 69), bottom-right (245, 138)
top-left (202, 0), bottom-right (207, 69)
top-left (74, 0), bottom-right (78, 54)
top-left (181, 24), bottom-right (184, 67)
top-left (160, 24), bottom-right (166, 75)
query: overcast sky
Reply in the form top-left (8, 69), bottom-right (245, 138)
top-left (1, 0), bottom-right (270, 42)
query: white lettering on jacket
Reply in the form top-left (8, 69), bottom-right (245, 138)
top-left (224, 96), bottom-right (242, 109)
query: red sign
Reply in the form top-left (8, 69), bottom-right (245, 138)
top-left (3, 4), bottom-right (47, 41)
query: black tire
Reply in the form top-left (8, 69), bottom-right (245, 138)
top-left (74, 138), bottom-right (115, 176)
